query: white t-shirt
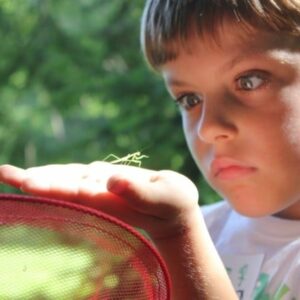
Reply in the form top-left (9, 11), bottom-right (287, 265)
top-left (202, 201), bottom-right (300, 300)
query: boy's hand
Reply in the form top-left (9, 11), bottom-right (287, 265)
top-left (0, 162), bottom-right (199, 239)
top-left (0, 163), bottom-right (238, 299)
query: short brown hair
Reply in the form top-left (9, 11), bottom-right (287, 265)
top-left (141, 0), bottom-right (300, 69)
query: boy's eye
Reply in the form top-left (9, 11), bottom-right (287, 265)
top-left (175, 93), bottom-right (202, 110)
top-left (236, 73), bottom-right (266, 91)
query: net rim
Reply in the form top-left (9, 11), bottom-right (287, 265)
top-left (0, 192), bottom-right (171, 300)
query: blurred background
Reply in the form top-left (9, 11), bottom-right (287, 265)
top-left (0, 0), bottom-right (220, 205)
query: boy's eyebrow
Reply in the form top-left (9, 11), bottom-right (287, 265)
top-left (164, 51), bottom-right (261, 87)
top-left (165, 78), bottom-right (189, 87)
top-left (221, 34), bottom-right (290, 72)
top-left (221, 50), bottom-right (263, 72)
top-left (222, 54), bottom-right (249, 72)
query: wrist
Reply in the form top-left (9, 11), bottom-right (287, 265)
top-left (126, 206), bottom-right (201, 242)
top-left (150, 205), bottom-right (203, 242)
top-left (151, 208), bottom-right (237, 300)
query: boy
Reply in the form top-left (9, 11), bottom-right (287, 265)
top-left (1, 0), bottom-right (300, 299)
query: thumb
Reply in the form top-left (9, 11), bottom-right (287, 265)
top-left (107, 170), bottom-right (199, 220)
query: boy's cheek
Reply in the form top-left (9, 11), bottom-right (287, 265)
top-left (282, 113), bottom-right (300, 153)
top-left (281, 86), bottom-right (300, 152)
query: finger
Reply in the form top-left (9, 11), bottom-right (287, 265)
top-left (19, 164), bottom-right (89, 197)
top-left (24, 164), bottom-right (89, 181)
top-left (20, 162), bottom-right (123, 199)
top-left (0, 165), bottom-right (26, 188)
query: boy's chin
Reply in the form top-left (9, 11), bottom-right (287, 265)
top-left (235, 209), bottom-right (272, 218)
top-left (227, 194), bottom-right (300, 220)
top-left (226, 199), bottom-right (282, 219)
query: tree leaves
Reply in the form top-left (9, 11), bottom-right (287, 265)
top-left (0, 0), bottom-right (220, 204)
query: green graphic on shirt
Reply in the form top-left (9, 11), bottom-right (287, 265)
top-left (238, 264), bottom-right (248, 287)
top-left (253, 273), bottom-right (269, 299)
top-left (273, 285), bottom-right (290, 300)
top-left (253, 273), bottom-right (293, 300)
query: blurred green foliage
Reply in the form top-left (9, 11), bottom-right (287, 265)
top-left (0, 0), bottom-right (220, 204)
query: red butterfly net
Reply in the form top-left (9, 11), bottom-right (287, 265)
top-left (0, 193), bottom-right (171, 300)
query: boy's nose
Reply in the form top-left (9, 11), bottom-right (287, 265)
top-left (197, 104), bottom-right (237, 144)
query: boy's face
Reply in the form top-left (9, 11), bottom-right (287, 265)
top-left (161, 22), bottom-right (300, 219)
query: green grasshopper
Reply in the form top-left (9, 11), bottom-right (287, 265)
top-left (103, 151), bottom-right (148, 167)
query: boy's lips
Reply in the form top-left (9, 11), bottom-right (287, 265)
top-left (211, 157), bottom-right (257, 180)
